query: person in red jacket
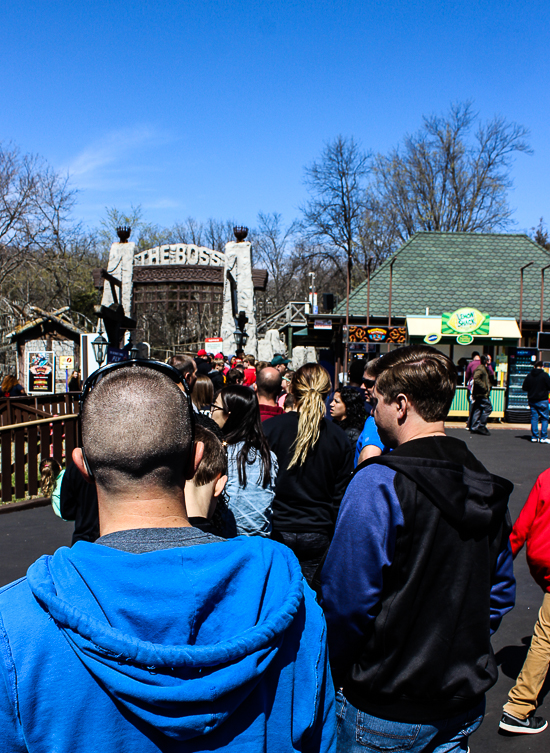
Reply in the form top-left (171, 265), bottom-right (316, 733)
top-left (500, 468), bottom-right (550, 734)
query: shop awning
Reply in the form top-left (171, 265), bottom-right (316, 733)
top-left (406, 316), bottom-right (521, 340)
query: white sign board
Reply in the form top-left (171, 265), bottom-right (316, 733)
top-left (80, 334), bottom-right (102, 382)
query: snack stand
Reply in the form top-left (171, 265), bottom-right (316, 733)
top-left (405, 309), bottom-right (522, 420)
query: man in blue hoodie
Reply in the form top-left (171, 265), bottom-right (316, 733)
top-left (0, 361), bottom-right (335, 753)
top-left (320, 345), bottom-right (515, 753)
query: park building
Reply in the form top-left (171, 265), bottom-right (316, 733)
top-left (293, 232), bottom-right (550, 422)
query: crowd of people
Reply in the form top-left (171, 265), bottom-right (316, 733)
top-left (2, 344), bottom-right (550, 751)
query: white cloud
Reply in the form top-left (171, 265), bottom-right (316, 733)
top-left (65, 125), bottom-right (166, 187)
top-left (144, 198), bottom-right (180, 210)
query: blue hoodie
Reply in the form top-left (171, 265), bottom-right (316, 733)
top-left (0, 536), bottom-right (335, 752)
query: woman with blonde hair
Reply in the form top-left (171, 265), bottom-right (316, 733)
top-left (263, 362), bottom-right (353, 584)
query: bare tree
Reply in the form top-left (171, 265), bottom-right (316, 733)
top-left (532, 218), bottom-right (550, 251)
top-left (203, 218), bottom-right (236, 253)
top-left (99, 205), bottom-right (173, 252)
top-left (301, 136), bottom-right (371, 285)
top-left (0, 142), bottom-right (79, 285)
top-left (250, 212), bottom-right (300, 310)
top-left (171, 217), bottom-right (205, 246)
top-left (367, 102), bottom-right (532, 249)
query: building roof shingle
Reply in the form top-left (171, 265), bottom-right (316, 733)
top-left (336, 232), bottom-right (550, 322)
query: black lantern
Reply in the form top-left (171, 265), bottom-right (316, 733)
top-left (92, 329), bottom-right (108, 366)
top-left (234, 311), bottom-right (249, 350)
top-left (234, 328), bottom-right (249, 349)
top-left (129, 344), bottom-right (139, 360)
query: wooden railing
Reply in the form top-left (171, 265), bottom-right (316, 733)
top-left (0, 413), bottom-right (79, 502)
top-left (0, 394), bottom-right (80, 426)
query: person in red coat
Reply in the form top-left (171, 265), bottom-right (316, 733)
top-left (500, 469), bottom-right (550, 734)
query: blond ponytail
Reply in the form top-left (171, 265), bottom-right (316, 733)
top-left (287, 363), bottom-right (332, 469)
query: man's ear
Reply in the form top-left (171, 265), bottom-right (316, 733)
top-left (186, 440), bottom-right (204, 480)
top-left (213, 474), bottom-right (228, 498)
top-left (72, 448), bottom-right (94, 484)
top-left (395, 394), bottom-right (409, 420)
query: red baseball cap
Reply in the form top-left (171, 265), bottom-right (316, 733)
top-left (197, 349), bottom-right (207, 357)
top-left (214, 352), bottom-right (224, 359)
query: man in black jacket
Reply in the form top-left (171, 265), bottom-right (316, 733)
top-left (320, 345), bottom-right (516, 752)
top-left (523, 360), bottom-right (550, 443)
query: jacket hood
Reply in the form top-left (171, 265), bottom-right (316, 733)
top-left (530, 369), bottom-right (548, 381)
top-left (374, 436), bottom-right (513, 535)
top-left (26, 537), bottom-right (304, 741)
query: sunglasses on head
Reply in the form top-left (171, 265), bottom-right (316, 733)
top-left (79, 359), bottom-right (195, 478)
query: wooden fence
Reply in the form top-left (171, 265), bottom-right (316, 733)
top-left (0, 413), bottom-right (79, 502)
top-left (0, 394), bottom-right (80, 427)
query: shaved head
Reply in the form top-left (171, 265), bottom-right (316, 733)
top-left (82, 366), bottom-right (193, 493)
top-left (256, 367), bottom-right (282, 400)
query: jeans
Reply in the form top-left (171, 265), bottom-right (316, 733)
top-left (336, 692), bottom-right (484, 752)
top-left (504, 592), bottom-right (550, 719)
top-left (470, 397), bottom-right (492, 431)
top-left (274, 531), bottom-right (331, 586)
top-left (530, 400), bottom-right (549, 440)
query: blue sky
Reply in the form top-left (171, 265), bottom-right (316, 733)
top-left (3, 0), bottom-right (548, 235)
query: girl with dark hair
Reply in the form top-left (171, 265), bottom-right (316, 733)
top-left (191, 374), bottom-right (214, 414)
top-left (211, 385), bottom-right (278, 537)
top-left (330, 386), bottom-right (367, 445)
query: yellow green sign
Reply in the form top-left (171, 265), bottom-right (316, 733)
top-left (456, 333), bottom-right (474, 345)
top-left (442, 308), bottom-right (489, 336)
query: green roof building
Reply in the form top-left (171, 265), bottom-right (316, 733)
top-left (336, 232), bottom-right (550, 326)
top-left (297, 233), bottom-right (550, 420)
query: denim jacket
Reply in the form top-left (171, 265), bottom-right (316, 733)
top-left (223, 441), bottom-right (279, 537)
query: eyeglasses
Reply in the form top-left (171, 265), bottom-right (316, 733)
top-left (210, 403), bottom-right (225, 413)
top-left (79, 359), bottom-right (195, 477)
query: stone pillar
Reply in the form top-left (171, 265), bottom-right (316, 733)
top-left (221, 240), bottom-right (258, 356)
top-left (101, 241), bottom-right (136, 316)
top-left (257, 329), bottom-right (287, 363)
top-left (291, 346), bottom-right (318, 371)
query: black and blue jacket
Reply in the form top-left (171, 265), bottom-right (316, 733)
top-left (320, 435), bottom-right (515, 723)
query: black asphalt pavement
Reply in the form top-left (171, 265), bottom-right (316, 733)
top-left (447, 427), bottom-right (550, 752)
top-left (0, 428), bottom-right (550, 750)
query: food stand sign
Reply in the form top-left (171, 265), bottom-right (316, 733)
top-left (442, 308), bottom-right (489, 336)
top-left (28, 352), bottom-right (55, 394)
top-left (424, 333), bottom-right (442, 344)
top-left (347, 326), bottom-right (407, 344)
top-left (456, 333), bottom-right (474, 345)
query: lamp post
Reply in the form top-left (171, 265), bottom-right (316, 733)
top-left (366, 258), bottom-right (372, 327)
top-left (520, 261), bottom-right (534, 341)
top-left (234, 311), bottom-right (249, 352)
top-left (387, 257), bottom-right (396, 353)
top-left (309, 272), bottom-right (316, 314)
top-left (92, 326), bottom-right (108, 367)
